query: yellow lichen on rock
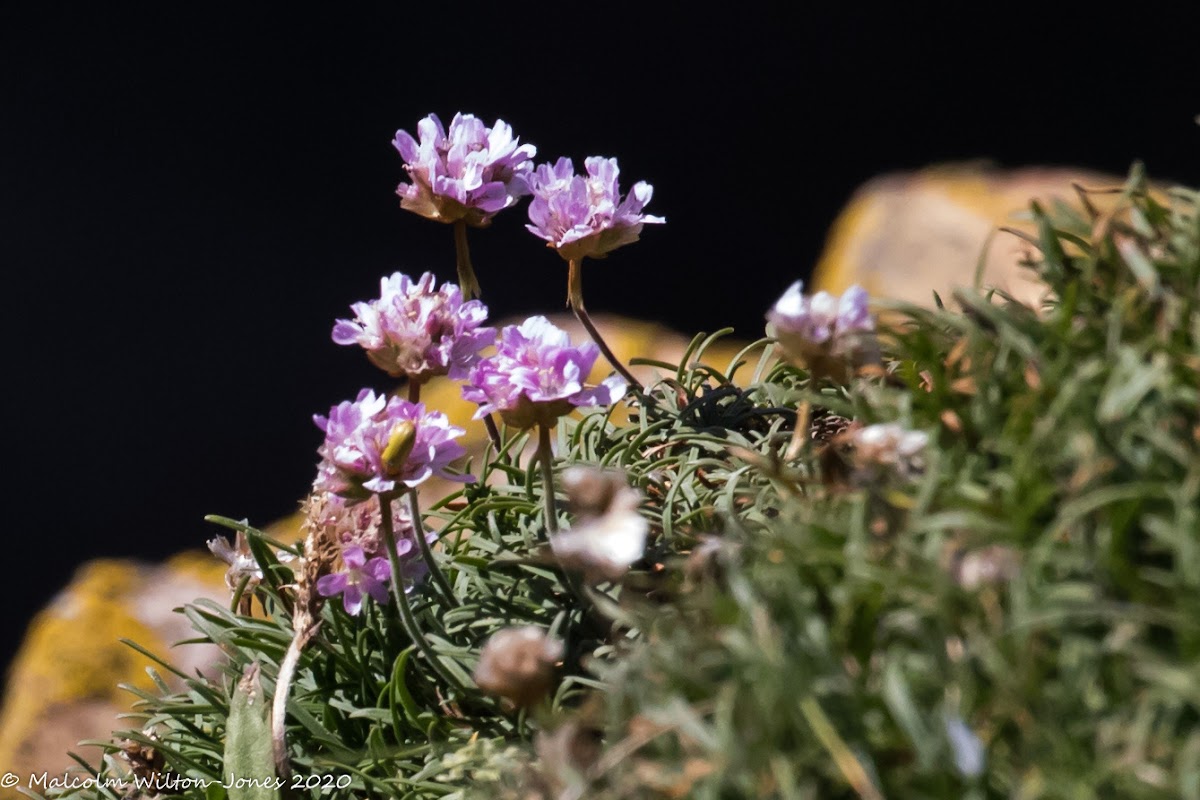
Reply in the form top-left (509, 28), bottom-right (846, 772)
top-left (0, 559), bottom-right (224, 795)
top-left (811, 164), bottom-right (1120, 306)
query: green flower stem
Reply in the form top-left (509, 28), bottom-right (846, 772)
top-left (483, 413), bottom-right (502, 450)
top-left (537, 424), bottom-right (559, 534)
top-left (378, 491), bottom-right (467, 696)
top-left (567, 257), bottom-right (641, 390)
top-left (453, 219), bottom-right (482, 299)
top-left (407, 488), bottom-right (458, 608)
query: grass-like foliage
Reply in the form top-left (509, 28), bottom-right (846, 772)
top-left (49, 167), bottom-right (1199, 800)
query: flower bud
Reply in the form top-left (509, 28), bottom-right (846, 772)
top-left (767, 281), bottom-right (876, 382)
top-left (381, 421), bottom-right (416, 478)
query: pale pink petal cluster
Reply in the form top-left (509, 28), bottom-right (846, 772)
top-left (461, 316), bottom-right (627, 429)
top-left (393, 112), bottom-right (536, 226)
top-left (525, 156), bottom-right (664, 262)
top-left (767, 281), bottom-right (873, 355)
top-left (313, 389), bottom-right (472, 497)
top-left (332, 271), bottom-right (494, 382)
top-left (306, 492), bottom-right (433, 615)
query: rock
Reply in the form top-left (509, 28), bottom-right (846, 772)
top-left (0, 555), bottom-right (228, 796)
top-left (810, 164), bottom-right (1120, 305)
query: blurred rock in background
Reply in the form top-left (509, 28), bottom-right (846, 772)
top-left (812, 164), bottom-right (1115, 307)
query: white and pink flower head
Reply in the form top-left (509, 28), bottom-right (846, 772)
top-left (313, 389), bottom-right (473, 498)
top-left (332, 271), bottom-right (494, 383)
top-left (306, 492), bottom-right (434, 615)
top-left (525, 156), bottom-right (664, 263)
top-left (393, 112), bottom-right (536, 227)
top-left (462, 316), bottom-right (627, 429)
top-left (767, 282), bottom-right (876, 381)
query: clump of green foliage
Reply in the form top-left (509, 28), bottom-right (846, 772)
top-left (52, 167), bottom-right (1198, 800)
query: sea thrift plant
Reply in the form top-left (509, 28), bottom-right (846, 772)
top-left (525, 156), bottom-right (663, 387)
top-left (462, 315), bottom-right (627, 430)
top-left (54, 142), bottom-right (1200, 800)
top-left (332, 271), bottom-right (494, 387)
top-left (393, 112), bottom-right (536, 298)
top-left (313, 388), bottom-right (471, 497)
top-left (393, 112), bottom-right (535, 227)
top-left (525, 156), bottom-right (664, 264)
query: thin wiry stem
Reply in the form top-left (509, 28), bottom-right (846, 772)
top-left (537, 424), bottom-right (559, 534)
top-left (454, 219), bottom-right (482, 299)
top-left (378, 491), bottom-right (468, 696)
top-left (408, 489), bottom-right (458, 607)
top-left (568, 258), bottom-right (642, 390)
top-left (483, 413), bottom-right (503, 449)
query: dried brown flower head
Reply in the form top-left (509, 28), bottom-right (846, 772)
top-left (473, 626), bottom-right (564, 708)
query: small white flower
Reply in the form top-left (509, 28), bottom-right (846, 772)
top-left (207, 531), bottom-right (261, 590)
top-left (954, 545), bottom-right (1021, 590)
top-left (552, 510), bottom-right (648, 582)
top-left (208, 529), bottom-right (296, 591)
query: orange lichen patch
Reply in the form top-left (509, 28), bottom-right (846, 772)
top-left (811, 164), bottom-right (1122, 308)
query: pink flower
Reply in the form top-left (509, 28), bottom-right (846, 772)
top-left (767, 282), bottom-right (873, 355)
top-left (315, 546), bottom-right (391, 615)
top-left (313, 389), bottom-right (472, 497)
top-left (462, 316), bottom-right (626, 429)
top-left (525, 157), bottom-right (664, 262)
top-left (332, 271), bottom-right (494, 382)
top-left (393, 112), bottom-right (536, 227)
top-left (766, 282), bottom-right (877, 381)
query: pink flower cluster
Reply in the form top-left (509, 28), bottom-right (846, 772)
top-left (393, 112), bottom-right (536, 227)
top-left (313, 389), bottom-right (472, 497)
top-left (307, 493), bottom-right (431, 615)
top-left (767, 281), bottom-right (873, 354)
top-left (525, 157), bottom-right (664, 262)
top-left (392, 112), bottom-right (663, 260)
top-left (332, 271), bottom-right (494, 383)
top-left (462, 316), bottom-right (627, 429)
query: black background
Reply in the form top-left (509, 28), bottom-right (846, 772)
top-left (2, 3), bottom-right (1196, 667)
